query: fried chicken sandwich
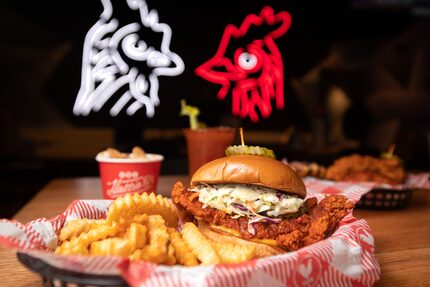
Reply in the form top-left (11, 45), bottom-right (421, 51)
top-left (172, 154), bottom-right (354, 257)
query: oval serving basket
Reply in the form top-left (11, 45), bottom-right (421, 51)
top-left (355, 188), bottom-right (415, 210)
top-left (17, 252), bottom-right (128, 287)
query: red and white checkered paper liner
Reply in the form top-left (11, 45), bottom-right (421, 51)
top-left (3, 174), bottom-right (427, 286)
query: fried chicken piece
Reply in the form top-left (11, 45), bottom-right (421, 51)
top-left (171, 181), bottom-right (354, 251)
top-left (326, 154), bottom-right (406, 184)
top-left (290, 161), bottom-right (327, 178)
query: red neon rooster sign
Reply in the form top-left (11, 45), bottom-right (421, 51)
top-left (195, 6), bottom-right (292, 122)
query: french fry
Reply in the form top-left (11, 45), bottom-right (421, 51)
top-left (55, 240), bottom-right (89, 256)
top-left (131, 213), bottom-right (149, 225)
top-left (59, 219), bottom-right (103, 242)
top-left (129, 249), bottom-right (146, 262)
top-left (90, 237), bottom-right (132, 257)
top-left (55, 224), bottom-right (118, 255)
top-left (106, 192), bottom-right (178, 228)
top-left (125, 223), bottom-right (147, 251)
top-left (167, 227), bottom-right (198, 266)
top-left (143, 215), bottom-right (169, 264)
top-left (164, 243), bottom-right (177, 266)
top-left (211, 241), bottom-right (256, 264)
top-left (134, 193), bottom-right (178, 228)
top-left (128, 216), bottom-right (169, 263)
top-left (181, 222), bottom-right (220, 265)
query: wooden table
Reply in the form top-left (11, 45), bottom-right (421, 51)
top-left (0, 176), bottom-right (429, 286)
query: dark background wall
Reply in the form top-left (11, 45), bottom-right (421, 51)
top-left (1, 0), bottom-right (430, 218)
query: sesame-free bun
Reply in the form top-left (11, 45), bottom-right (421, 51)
top-left (191, 155), bottom-right (307, 199)
top-left (198, 222), bottom-right (286, 258)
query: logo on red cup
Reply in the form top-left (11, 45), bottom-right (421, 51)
top-left (106, 171), bottom-right (155, 198)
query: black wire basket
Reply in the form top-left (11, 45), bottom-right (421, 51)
top-left (355, 188), bottom-right (415, 209)
top-left (17, 252), bottom-right (128, 287)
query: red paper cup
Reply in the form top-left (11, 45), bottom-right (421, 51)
top-left (96, 153), bottom-right (164, 199)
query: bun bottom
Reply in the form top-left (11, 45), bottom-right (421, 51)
top-left (198, 222), bottom-right (286, 258)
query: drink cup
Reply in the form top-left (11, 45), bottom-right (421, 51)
top-left (96, 153), bottom-right (164, 199)
top-left (183, 127), bottom-right (236, 176)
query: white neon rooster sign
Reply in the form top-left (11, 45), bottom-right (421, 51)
top-left (73, 0), bottom-right (185, 117)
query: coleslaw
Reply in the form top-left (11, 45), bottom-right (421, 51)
top-left (190, 183), bottom-right (304, 218)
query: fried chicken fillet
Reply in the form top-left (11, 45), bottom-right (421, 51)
top-left (172, 181), bottom-right (354, 251)
top-left (326, 154), bottom-right (406, 184)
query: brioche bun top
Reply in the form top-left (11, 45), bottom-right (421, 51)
top-left (190, 155), bottom-right (306, 199)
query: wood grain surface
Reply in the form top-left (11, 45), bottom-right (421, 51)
top-left (0, 176), bottom-right (428, 286)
